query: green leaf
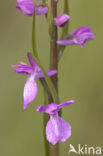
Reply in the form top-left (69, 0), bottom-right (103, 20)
top-left (32, 5), bottom-right (39, 59)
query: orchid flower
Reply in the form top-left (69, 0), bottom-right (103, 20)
top-left (57, 26), bottom-right (96, 47)
top-left (16, 0), bottom-right (48, 16)
top-left (11, 53), bottom-right (57, 109)
top-left (37, 100), bottom-right (75, 145)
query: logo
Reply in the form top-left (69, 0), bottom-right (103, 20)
top-left (68, 144), bottom-right (102, 155)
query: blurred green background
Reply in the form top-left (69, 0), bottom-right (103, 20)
top-left (0, 0), bottom-right (103, 156)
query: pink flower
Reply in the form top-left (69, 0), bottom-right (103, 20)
top-left (16, 0), bottom-right (48, 16)
top-left (57, 26), bottom-right (96, 47)
top-left (37, 100), bottom-right (75, 145)
top-left (12, 53), bottom-right (57, 109)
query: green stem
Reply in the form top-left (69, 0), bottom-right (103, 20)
top-left (58, 0), bottom-right (69, 60)
top-left (61, 0), bottom-right (69, 38)
top-left (43, 91), bottom-right (50, 156)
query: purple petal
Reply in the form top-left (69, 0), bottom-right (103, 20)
top-left (57, 39), bottom-right (75, 46)
top-left (72, 26), bottom-right (91, 36)
top-left (14, 66), bottom-right (33, 75)
top-left (58, 116), bottom-right (71, 142)
top-left (11, 64), bottom-right (30, 68)
top-left (75, 32), bottom-right (96, 47)
top-left (54, 14), bottom-right (70, 27)
top-left (37, 100), bottom-right (75, 115)
top-left (46, 115), bottom-right (71, 145)
top-left (35, 70), bottom-right (57, 79)
top-left (27, 53), bottom-right (36, 68)
top-left (58, 100), bottom-right (75, 109)
top-left (23, 77), bottom-right (38, 109)
top-left (12, 64), bottom-right (33, 75)
top-left (57, 30), bottom-right (96, 47)
top-left (35, 6), bottom-right (48, 15)
top-left (16, 0), bottom-right (34, 16)
top-left (45, 103), bottom-right (58, 115)
top-left (37, 103), bottom-right (59, 115)
top-left (17, 0), bottom-right (48, 16)
top-left (36, 105), bottom-right (47, 113)
top-left (46, 70), bottom-right (57, 77)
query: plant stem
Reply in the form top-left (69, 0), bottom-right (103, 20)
top-left (32, 4), bottom-right (59, 155)
top-left (49, 0), bottom-right (58, 95)
top-left (43, 90), bottom-right (50, 156)
top-left (49, 0), bottom-right (59, 156)
top-left (58, 0), bottom-right (69, 60)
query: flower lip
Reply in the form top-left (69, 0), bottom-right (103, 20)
top-left (46, 115), bottom-right (71, 145)
top-left (54, 14), bottom-right (70, 27)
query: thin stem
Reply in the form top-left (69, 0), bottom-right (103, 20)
top-left (43, 91), bottom-right (50, 156)
top-left (61, 0), bottom-right (69, 38)
top-left (49, 0), bottom-right (59, 156)
top-left (58, 0), bottom-right (69, 60)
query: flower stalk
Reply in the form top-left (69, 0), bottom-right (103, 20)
top-left (48, 0), bottom-right (59, 156)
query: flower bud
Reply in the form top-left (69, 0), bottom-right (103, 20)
top-left (54, 14), bottom-right (70, 27)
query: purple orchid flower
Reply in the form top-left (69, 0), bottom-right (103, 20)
top-left (16, 0), bottom-right (48, 16)
top-left (11, 53), bottom-right (57, 110)
top-left (57, 26), bottom-right (96, 47)
top-left (37, 100), bottom-right (75, 145)
top-left (54, 14), bottom-right (70, 27)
